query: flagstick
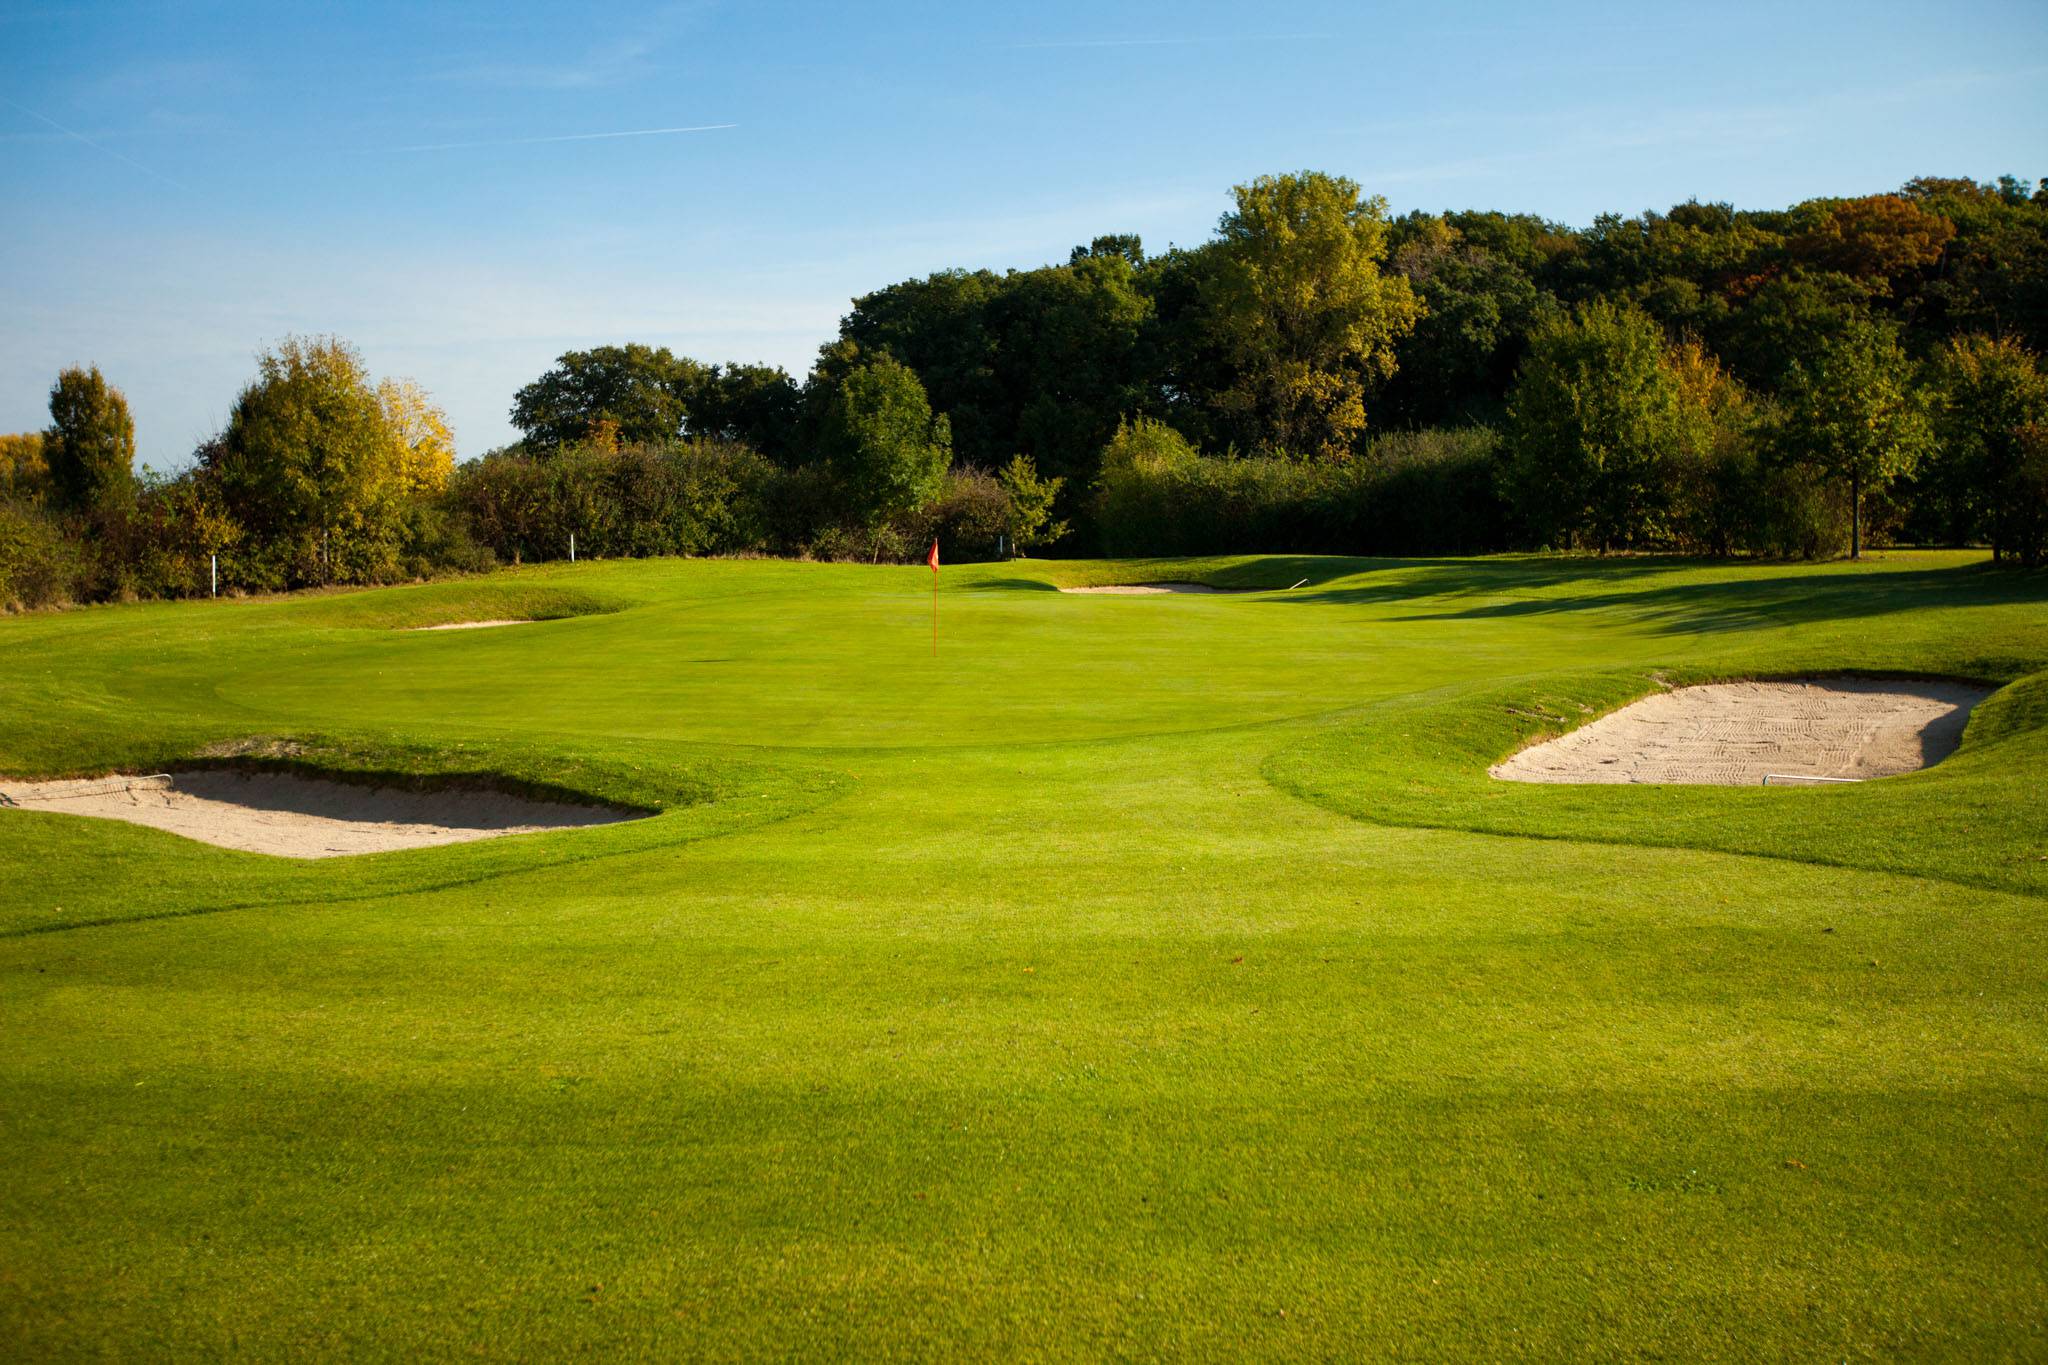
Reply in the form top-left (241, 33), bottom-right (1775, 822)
top-left (928, 538), bottom-right (941, 658)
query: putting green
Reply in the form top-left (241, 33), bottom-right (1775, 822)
top-left (2, 551), bottom-right (2045, 1358)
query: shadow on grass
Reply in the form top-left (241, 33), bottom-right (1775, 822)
top-left (1281, 560), bottom-right (2048, 634)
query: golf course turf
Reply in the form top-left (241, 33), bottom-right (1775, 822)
top-left (2, 550), bottom-right (2044, 1358)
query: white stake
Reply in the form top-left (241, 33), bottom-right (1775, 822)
top-left (570, 532), bottom-right (576, 563)
top-left (211, 553), bottom-right (218, 598)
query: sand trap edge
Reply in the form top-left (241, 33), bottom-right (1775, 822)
top-left (0, 767), bottom-right (647, 859)
top-left (404, 619), bottom-right (536, 631)
top-left (1489, 677), bottom-right (1993, 787)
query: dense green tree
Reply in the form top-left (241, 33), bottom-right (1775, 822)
top-left (1070, 234), bottom-right (1145, 267)
top-left (205, 336), bottom-right (411, 584)
top-left (819, 254), bottom-right (1154, 517)
top-left (1189, 172), bottom-right (1422, 460)
top-left (2003, 424), bottom-right (2048, 565)
top-left (510, 345), bottom-right (702, 451)
top-left (819, 356), bottom-right (952, 528)
top-left (989, 254), bottom-right (1153, 497)
top-left (821, 271), bottom-right (1004, 462)
top-left (1439, 209), bottom-right (1582, 286)
top-left (1770, 321), bottom-right (1932, 558)
top-left (1907, 180), bottom-right (2048, 353)
top-left (43, 367), bottom-right (136, 513)
top-left (685, 363), bottom-right (804, 461)
top-left (1504, 301), bottom-right (1687, 550)
top-left (1384, 215), bottom-right (1557, 425)
top-left (1718, 269), bottom-right (1872, 388)
top-left (1922, 335), bottom-right (2048, 553)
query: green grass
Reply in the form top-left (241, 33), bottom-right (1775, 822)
top-left (2, 550), bottom-right (2045, 1359)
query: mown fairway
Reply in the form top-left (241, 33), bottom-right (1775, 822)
top-left (2, 552), bottom-right (2045, 1359)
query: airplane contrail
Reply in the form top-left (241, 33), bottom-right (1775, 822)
top-left (1, 97), bottom-right (189, 191)
top-left (1005, 34), bottom-right (1325, 49)
top-left (389, 123), bottom-right (737, 153)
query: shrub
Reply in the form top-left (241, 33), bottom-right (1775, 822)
top-left (1095, 420), bottom-right (1507, 557)
top-left (448, 439), bottom-right (777, 565)
top-left (994, 455), bottom-right (1068, 551)
top-left (122, 469), bottom-right (244, 598)
top-left (0, 498), bottom-right (82, 611)
top-left (1346, 428), bottom-right (1504, 555)
top-left (1747, 462), bottom-right (1851, 559)
top-left (900, 468), bottom-right (1012, 561)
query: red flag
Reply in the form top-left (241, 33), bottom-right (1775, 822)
top-left (927, 539), bottom-right (940, 572)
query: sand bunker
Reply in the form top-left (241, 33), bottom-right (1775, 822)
top-left (406, 619), bottom-right (534, 631)
top-left (1059, 582), bottom-right (1252, 595)
top-left (0, 769), bottom-right (637, 857)
top-left (1491, 678), bottom-right (1990, 786)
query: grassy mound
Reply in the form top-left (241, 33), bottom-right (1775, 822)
top-left (1267, 667), bottom-right (2048, 896)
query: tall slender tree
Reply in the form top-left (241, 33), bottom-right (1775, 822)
top-left (43, 366), bottom-right (136, 513)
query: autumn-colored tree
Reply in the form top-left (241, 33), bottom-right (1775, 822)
top-left (1197, 172), bottom-right (1422, 460)
top-left (1791, 195), bottom-right (1955, 289)
top-left (1664, 338), bottom-right (1760, 555)
top-left (0, 432), bottom-right (47, 498)
top-left (43, 367), bottom-right (136, 513)
top-left (376, 378), bottom-right (458, 495)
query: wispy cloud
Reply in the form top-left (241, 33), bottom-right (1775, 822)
top-left (0, 98), bottom-right (188, 191)
top-left (385, 123), bottom-right (737, 153)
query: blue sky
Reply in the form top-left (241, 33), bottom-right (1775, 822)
top-left (4, 0), bottom-right (2045, 467)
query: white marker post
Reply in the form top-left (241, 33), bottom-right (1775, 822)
top-left (570, 533), bottom-right (576, 563)
top-left (211, 554), bottom-right (218, 599)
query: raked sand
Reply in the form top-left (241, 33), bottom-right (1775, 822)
top-left (1490, 678), bottom-right (1990, 785)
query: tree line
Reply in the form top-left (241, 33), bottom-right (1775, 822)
top-left (5, 169), bottom-right (2047, 609)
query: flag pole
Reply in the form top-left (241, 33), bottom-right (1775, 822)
top-left (928, 538), bottom-right (940, 658)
